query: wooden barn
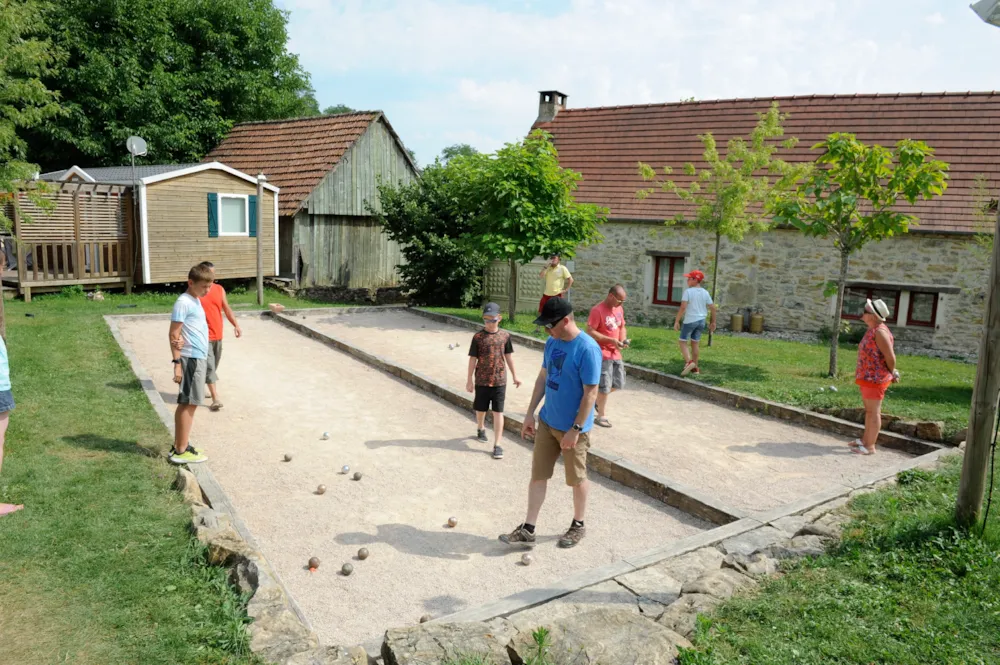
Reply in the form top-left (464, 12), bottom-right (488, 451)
top-left (21, 162), bottom-right (279, 298)
top-left (205, 112), bottom-right (419, 289)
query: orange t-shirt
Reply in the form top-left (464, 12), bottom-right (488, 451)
top-left (200, 283), bottom-right (226, 342)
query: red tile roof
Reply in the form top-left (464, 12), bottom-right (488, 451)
top-left (534, 92), bottom-right (1000, 234)
top-left (205, 112), bottom-right (412, 216)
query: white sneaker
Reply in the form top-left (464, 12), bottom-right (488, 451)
top-left (681, 362), bottom-right (695, 377)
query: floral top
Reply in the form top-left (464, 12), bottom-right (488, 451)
top-left (856, 324), bottom-right (894, 384)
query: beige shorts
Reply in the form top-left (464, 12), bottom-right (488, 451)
top-left (531, 419), bottom-right (590, 487)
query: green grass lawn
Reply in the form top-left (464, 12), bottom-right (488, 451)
top-left (0, 286), bottom-right (325, 665)
top-left (430, 308), bottom-right (975, 438)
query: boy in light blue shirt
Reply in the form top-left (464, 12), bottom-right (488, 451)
top-left (0, 334), bottom-right (20, 517)
top-left (673, 269), bottom-right (717, 376)
top-left (168, 263), bottom-right (214, 464)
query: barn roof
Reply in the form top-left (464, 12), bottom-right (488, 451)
top-left (205, 112), bottom-right (416, 216)
top-left (534, 91), bottom-right (1000, 234)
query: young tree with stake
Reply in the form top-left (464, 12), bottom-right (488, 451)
top-left (771, 134), bottom-right (949, 377)
top-left (638, 102), bottom-right (801, 346)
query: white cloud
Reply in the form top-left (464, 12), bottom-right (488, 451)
top-left (278, 0), bottom-right (1000, 162)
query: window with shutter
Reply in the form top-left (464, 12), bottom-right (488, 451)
top-left (217, 194), bottom-right (249, 236)
top-left (207, 193), bottom-right (219, 238)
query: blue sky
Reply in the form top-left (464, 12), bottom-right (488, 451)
top-left (276, 0), bottom-right (1000, 165)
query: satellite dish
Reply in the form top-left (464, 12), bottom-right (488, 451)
top-left (126, 136), bottom-right (148, 157)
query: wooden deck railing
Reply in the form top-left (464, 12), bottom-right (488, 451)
top-left (22, 240), bottom-right (131, 282)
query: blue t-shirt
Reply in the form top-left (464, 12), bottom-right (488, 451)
top-left (538, 332), bottom-right (602, 433)
top-left (682, 286), bottom-right (713, 324)
top-left (171, 293), bottom-right (209, 360)
top-left (0, 335), bottom-right (10, 392)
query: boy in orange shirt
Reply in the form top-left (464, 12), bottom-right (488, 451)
top-left (198, 262), bottom-right (241, 410)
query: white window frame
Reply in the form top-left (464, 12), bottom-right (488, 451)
top-left (218, 193), bottom-right (250, 237)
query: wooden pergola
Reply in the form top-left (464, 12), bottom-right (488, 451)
top-left (4, 181), bottom-right (135, 301)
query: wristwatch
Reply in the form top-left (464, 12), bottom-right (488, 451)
top-left (572, 423), bottom-right (583, 432)
top-left (172, 358), bottom-right (182, 365)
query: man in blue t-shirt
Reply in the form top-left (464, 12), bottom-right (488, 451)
top-left (499, 297), bottom-right (602, 550)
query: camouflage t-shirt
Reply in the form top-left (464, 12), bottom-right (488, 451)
top-left (468, 330), bottom-right (514, 387)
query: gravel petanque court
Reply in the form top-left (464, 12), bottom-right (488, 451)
top-left (300, 308), bottom-right (912, 514)
top-left (117, 314), bottom-right (708, 649)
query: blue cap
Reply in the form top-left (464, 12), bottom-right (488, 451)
top-left (483, 302), bottom-right (500, 316)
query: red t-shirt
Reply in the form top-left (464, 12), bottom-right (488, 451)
top-left (588, 301), bottom-right (625, 360)
top-left (200, 283), bottom-right (226, 342)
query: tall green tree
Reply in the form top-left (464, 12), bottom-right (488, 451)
top-left (24, 0), bottom-right (315, 168)
top-left (370, 162), bottom-right (486, 307)
top-left (771, 134), bottom-right (949, 376)
top-left (638, 102), bottom-right (801, 345)
top-left (456, 130), bottom-right (605, 322)
top-left (0, 0), bottom-right (61, 336)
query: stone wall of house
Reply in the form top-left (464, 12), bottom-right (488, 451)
top-left (569, 222), bottom-right (988, 355)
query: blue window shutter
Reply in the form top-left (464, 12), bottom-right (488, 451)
top-left (207, 193), bottom-right (219, 238)
top-left (248, 195), bottom-right (258, 237)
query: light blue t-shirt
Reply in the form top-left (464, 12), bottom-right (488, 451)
top-left (682, 287), bottom-right (713, 324)
top-left (0, 335), bottom-right (10, 392)
top-left (539, 332), bottom-right (602, 433)
top-left (171, 293), bottom-right (209, 360)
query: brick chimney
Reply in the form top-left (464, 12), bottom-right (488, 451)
top-left (536, 90), bottom-right (568, 123)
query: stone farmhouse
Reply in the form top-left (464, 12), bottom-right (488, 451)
top-left (531, 90), bottom-right (999, 355)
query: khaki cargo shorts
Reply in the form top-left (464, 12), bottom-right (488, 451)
top-left (531, 419), bottom-right (590, 487)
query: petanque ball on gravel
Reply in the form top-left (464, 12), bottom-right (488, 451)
top-left (342, 465), bottom-right (350, 474)
top-left (447, 516), bottom-right (458, 528)
top-left (521, 553), bottom-right (534, 566)
top-left (419, 614), bottom-right (432, 624)
top-left (321, 431), bottom-right (330, 440)
top-left (308, 557), bottom-right (320, 570)
top-left (358, 547), bottom-right (369, 560)
top-left (316, 484), bottom-right (326, 495)
top-left (284, 454), bottom-right (293, 462)
top-left (341, 563), bottom-right (354, 576)
top-left (353, 471), bottom-right (363, 481)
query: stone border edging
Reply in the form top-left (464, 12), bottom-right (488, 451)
top-left (408, 308), bottom-right (943, 456)
top-left (270, 310), bottom-right (745, 527)
top-left (104, 315), bottom-right (332, 664)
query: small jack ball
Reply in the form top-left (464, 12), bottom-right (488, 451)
top-left (521, 553), bottom-right (534, 566)
top-left (284, 454), bottom-right (293, 462)
top-left (342, 465), bottom-right (350, 474)
top-left (447, 516), bottom-right (458, 528)
top-left (341, 563), bottom-right (354, 576)
top-left (321, 432), bottom-right (330, 440)
top-left (316, 485), bottom-right (326, 495)
top-left (353, 471), bottom-right (363, 481)
top-left (358, 547), bottom-right (369, 560)
top-left (308, 557), bottom-right (320, 570)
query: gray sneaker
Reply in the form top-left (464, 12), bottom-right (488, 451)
top-left (477, 429), bottom-right (488, 442)
top-left (492, 445), bottom-right (504, 460)
top-left (558, 523), bottom-right (586, 549)
top-left (499, 524), bottom-right (536, 548)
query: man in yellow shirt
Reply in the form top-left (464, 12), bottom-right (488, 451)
top-left (538, 253), bottom-right (573, 314)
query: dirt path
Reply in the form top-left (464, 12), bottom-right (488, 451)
top-left (118, 315), bottom-right (706, 648)
top-left (301, 308), bottom-right (911, 513)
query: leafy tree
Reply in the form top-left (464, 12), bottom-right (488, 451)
top-left (369, 162), bottom-right (486, 307)
top-left (0, 0), bottom-right (61, 338)
top-left (323, 104), bottom-right (356, 115)
top-left (24, 0), bottom-right (315, 168)
top-left (440, 143), bottom-right (478, 162)
top-left (771, 134), bottom-right (949, 376)
top-left (456, 130), bottom-right (606, 321)
top-left (638, 102), bottom-right (802, 345)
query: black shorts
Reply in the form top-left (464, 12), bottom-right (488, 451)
top-left (473, 384), bottom-right (507, 413)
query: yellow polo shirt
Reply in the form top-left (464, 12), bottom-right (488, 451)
top-left (543, 264), bottom-right (572, 296)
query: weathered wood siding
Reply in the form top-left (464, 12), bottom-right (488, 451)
top-left (294, 214), bottom-right (402, 288)
top-left (305, 118), bottom-right (417, 216)
top-left (145, 171), bottom-right (276, 283)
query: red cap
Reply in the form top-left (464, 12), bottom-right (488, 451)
top-left (684, 270), bottom-right (705, 282)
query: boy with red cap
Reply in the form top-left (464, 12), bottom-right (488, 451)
top-left (673, 270), bottom-right (717, 376)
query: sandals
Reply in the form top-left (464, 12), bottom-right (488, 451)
top-left (595, 416), bottom-right (612, 428)
top-left (849, 440), bottom-right (875, 455)
top-left (209, 401), bottom-right (224, 412)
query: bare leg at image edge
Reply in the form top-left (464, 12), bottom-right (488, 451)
top-left (0, 413), bottom-right (22, 517)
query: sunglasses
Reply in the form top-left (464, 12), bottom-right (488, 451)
top-left (544, 316), bottom-right (566, 329)
top-left (483, 316), bottom-right (499, 323)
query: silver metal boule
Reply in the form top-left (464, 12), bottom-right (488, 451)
top-left (342, 465), bottom-right (350, 474)
top-left (521, 553), bottom-right (534, 566)
top-left (341, 563), bottom-right (354, 576)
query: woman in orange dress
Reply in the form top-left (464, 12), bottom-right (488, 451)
top-left (850, 298), bottom-right (901, 455)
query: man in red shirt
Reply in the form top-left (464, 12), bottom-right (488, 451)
top-left (586, 284), bottom-right (628, 428)
top-left (198, 262), bottom-right (241, 411)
